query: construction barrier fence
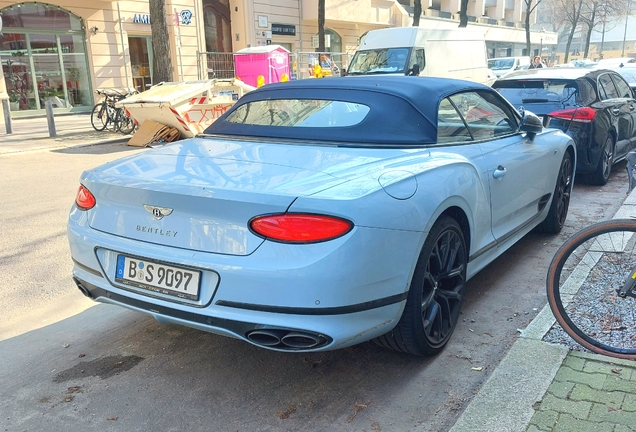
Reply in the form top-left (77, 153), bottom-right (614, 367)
top-left (197, 51), bottom-right (352, 81)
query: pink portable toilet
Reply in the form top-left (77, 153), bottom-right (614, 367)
top-left (233, 45), bottom-right (290, 88)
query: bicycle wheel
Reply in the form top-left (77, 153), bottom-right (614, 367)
top-left (105, 105), bottom-right (118, 132)
top-left (546, 219), bottom-right (636, 359)
top-left (90, 103), bottom-right (108, 131)
top-left (116, 108), bottom-right (135, 135)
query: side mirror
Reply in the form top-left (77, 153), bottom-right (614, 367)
top-left (519, 110), bottom-right (543, 141)
top-left (407, 64), bottom-right (420, 76)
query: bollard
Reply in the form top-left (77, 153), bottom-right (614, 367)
top-left (45, 100), bottom-right (56, 137)
top-left (2, 99), bottom-right (12, 134)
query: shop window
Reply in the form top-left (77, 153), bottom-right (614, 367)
top-left (129, 37), bottom-right (153, 92)
top-left (315, 29), bottom-right (342, 53)
top-left (203, 0), bottom-right (232, 52)
top-left (0, 3), bottom-right (91, 113)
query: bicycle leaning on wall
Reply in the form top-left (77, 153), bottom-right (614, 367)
top-left (546, 152), bottom-right (636, 360)
top-left (90, 89), bottom-right (138, 135)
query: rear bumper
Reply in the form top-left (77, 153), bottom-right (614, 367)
top-left (72, 276), bottom-right (405, 352)
top-left (68, 209), bottom-right (421, 352)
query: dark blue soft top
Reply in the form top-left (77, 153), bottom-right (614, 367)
top-left (204, 76), bottom-right (492, 145)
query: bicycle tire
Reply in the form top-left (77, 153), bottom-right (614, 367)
top-left (105, 105), bottom-right (118, 132)
top-left (90, 103), bottom-right (108, 131)
top-left (116, 108), bottom-right (135, 135)
top-left (546, 219), bottom-right (636, 359)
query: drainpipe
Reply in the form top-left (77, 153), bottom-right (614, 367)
top-left (298, 0), bottom-right (303, 51)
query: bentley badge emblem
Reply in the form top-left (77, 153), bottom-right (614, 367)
top-left (144, 205), bottom-right (174, 220)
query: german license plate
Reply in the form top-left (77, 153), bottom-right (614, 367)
top-left (115, 255), bottom-right (201, 301)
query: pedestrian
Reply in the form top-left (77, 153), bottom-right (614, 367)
top-left (528, 56), bottom-right (544, 69)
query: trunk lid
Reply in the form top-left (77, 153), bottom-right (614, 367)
top-left (83, 137), bottom-right (413, 255)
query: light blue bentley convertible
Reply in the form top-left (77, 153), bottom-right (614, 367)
top-left (68, 76), bottom-right (575, 356)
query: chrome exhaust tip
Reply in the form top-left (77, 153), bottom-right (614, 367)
top-left (246, 330), bottom-right (283, 347)
top-left (246, 328), bottom-right (330, 350)
top-left (281, 332), bottom-right (321, 349)
top-left (73, 277), bottom-right (94, 299)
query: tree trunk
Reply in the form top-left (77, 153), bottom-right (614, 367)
top-left (564, 0), bottom-right (584, 63)
top-left (564, 24), bottom-right (576, 63)
top-left (459, 0), bottom-right (469, 27)
top-left (583, 8), bottom-right (596, 58)
top-left (525, 0), bottom-right (533, 57)
top-left (149, 0), bottom-right (173, 83)
top-left (318, 0), bottom-right (325, 52)
top-left (413, 0), bottom-right (422, 27)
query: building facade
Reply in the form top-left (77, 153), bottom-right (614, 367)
top-left (0, 0), bottom-right (556, 119)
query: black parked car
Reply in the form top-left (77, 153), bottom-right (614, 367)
top-left (493, 68), bottom-right (636, 185)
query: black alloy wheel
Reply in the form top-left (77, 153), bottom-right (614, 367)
top-left (374, 216), bottom-right (467, 356)
top-left (539, 151), bottom-right (573, 234)
top-left (590, 136), bottom-right (615, 185)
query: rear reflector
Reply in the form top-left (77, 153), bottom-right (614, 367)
top-left (250, 214), bottom-right (353, 243)
top-left (75, 185), bottom-right (96, 210)
top-left (548, 107), bottom-right (596, 123)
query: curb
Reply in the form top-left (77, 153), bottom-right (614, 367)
top-left (0, 136), bottom-right (129, 155)
top-left (450, 187), bottom-right (636, 432)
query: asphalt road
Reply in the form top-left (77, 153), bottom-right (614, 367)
top-left (0, 143), bottom-right (629, 432)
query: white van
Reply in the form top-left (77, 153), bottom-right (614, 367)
top-left (347, 27), bottom-right (489, 84)
top-left (487, 56), bottom-right (531, 78)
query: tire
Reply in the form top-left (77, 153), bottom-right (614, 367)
top-left (539, 151), bottom-right (573, 234)
top-left (374, 216), bottom-right (467, 356)
top-left (90, 103), bottom-right (108, 131)
top-left (546, 219), bottom-right (636, 360)
top-left (105, 105), bottom-right (118, 132)
top-left (589, 136), bottom-right (614, 186)
top-left (116, 109), bottom-right (135, 135)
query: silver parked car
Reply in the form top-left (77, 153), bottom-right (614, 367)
top-left (68, 76), bottom-right (575, 356)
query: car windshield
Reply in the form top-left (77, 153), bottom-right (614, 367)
top-left (347, 48), bottom-right (410, 75)
top-left (494, 80), bottom-right (579, 107)
top-left (224, 99), bottom-right (371, 127)
top-left (488, 59), bottom-right (515, 70)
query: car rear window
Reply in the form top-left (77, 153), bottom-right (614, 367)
top-left (494, 80), bottom-right (581, 107)
top-left (224, 100), bottom-right (370, 127)
top-left (488, 59), bottom-right (515, 70)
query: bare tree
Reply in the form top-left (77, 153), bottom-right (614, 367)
top-left (542, 0), bottom-right (570, 33)
top-left (579, 0), bottom-right (629, 57)
top-left (559, 0), bottom-right (584, 62)
top-left (579, 0), bottom-right (600, 58)
top-left (524, 0), bottom-right (546, 56)
top-left (413, 0), bottom-right (422, 26)
top-left (149, 0), bottom-right (173, 83)
top-left (318, 0), bottom-right (325, 51)
top-left (459, 0), bottom-right (470, 27)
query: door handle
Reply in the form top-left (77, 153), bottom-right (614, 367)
top-left (493, 165), bottom-right (507, 180)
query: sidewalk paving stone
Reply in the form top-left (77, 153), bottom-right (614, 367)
top-left (453, 181), bottom-right (636, 432)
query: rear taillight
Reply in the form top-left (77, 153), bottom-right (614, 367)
top-left (75, 185), bottom-right (96, 210)
top-left (249, 214), bottom-right (353, 243)
top-left (548, 107), bottom-right (596, 123)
